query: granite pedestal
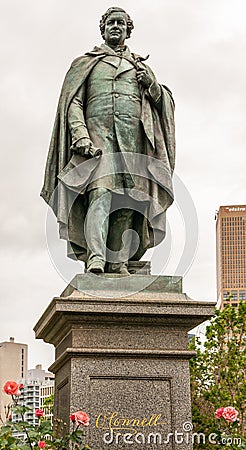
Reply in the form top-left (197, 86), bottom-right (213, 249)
top-left (34, 274), bottom-right (215, 450)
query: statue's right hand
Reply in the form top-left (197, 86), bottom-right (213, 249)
top-left (72, 137), bottom-right (93, 156)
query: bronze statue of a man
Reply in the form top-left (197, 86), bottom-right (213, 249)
top-left (41, 7), bottom-right (175, 275)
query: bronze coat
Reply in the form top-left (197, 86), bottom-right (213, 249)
top-left (40, 46), bottom-right (176, 261)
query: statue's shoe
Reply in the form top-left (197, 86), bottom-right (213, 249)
top-left (117, 266), bottom-right (130, 276)
top-left (107, 263), bottom-right (131, 276)
top-left (87, 261), bottom-right (104, 273)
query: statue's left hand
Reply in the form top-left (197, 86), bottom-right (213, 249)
top-left (136, 68), bottom-right (153, 89)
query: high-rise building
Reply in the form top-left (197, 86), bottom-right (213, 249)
top-left (11, 364), bottom-right (55, 440)
top-left (0, 337), bottom-right (28, 421)
top-left (12, 364), bottom-right (55, 426)
top-left (216, 205), bottom-right (246, 309)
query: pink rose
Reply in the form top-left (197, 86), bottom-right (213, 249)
top-left (3, 381), bottom-right (21, 396)
top-left (70, 411), bottom-right (90, 427)
top-left (215, 407), bottom-right (224, 419)
top-left (35, 409), bottom-right (45, 417)
top-left (38, 441), bottom-right (46, 449)
top-left (222, 406), bottom-right (239, 422)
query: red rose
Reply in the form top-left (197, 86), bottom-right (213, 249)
top-left (70, 411), bottom-right (90, 427)
top-left (222, 406), bottom-right (239, 422)
top-left (35, 409), bottom-right (45, 417)
top-left (38, 441), bottom-right (46, 449)
top-left (3, 381), bottom-right (21, 396)
top-left (215, 407), bottom-right (224, 419)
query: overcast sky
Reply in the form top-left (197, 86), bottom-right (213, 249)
top-left (0, 0), bottom-right (246, 371)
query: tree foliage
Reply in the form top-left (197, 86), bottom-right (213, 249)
top-left (190, 302), bottom-right (246, 449)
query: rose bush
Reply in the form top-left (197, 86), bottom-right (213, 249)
top-left (222, 406), bottom-right (239, 423)
top-left (215, 406), bottom-right (239, 423)
top-left (215, 407), bottom-right (225, 419)
top-left (35, 409), bottom-right (45, 418)
top-left (70, 411), bottom-right (90, 427)
top-left (0, 380), bottom-right (91, 450)
top-left (214, 406), bottom-right (243, 448)
top-left (3, 380), bottom-right (21, 396)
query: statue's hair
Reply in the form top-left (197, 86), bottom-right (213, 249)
top-left (99, 7), bottom-right (134, 39)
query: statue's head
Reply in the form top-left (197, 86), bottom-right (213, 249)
top-left (99, 7), bottom-right (134, 43)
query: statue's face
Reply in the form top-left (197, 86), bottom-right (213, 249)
top-left (104, 11), bottom-right (128, 46)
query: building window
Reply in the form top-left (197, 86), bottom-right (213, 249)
top-left (223, 291), bottom-right (230, 300)
top-left (239, 290), bottom-right (246, 300)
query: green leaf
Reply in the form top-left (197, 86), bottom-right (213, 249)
top-left (18, 445), bottom-right (33, 450)
top-left (12, 406), bottom-right (31, 415)
top-left (38, 420), bottom-right (53, 435)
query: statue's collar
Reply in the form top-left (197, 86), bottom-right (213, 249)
top-left (100, 43), bottom-right (131, 56)
top-left (86, 43), bottom-right (131, 58)
top-left (85, 44), bottom-right (149, 67)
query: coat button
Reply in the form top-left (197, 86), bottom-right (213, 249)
top-left (115, 111), bottom-right (119, 115)
top-left (115, 93), bottom-right (119, 98)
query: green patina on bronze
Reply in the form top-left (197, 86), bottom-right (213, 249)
top-left (41, 7), bottom-right (176, 274)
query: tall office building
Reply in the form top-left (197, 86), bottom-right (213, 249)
top-left (216, 205), bottom-right (246, 309)
top-left (0, 337), bottom-right (28, 420)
